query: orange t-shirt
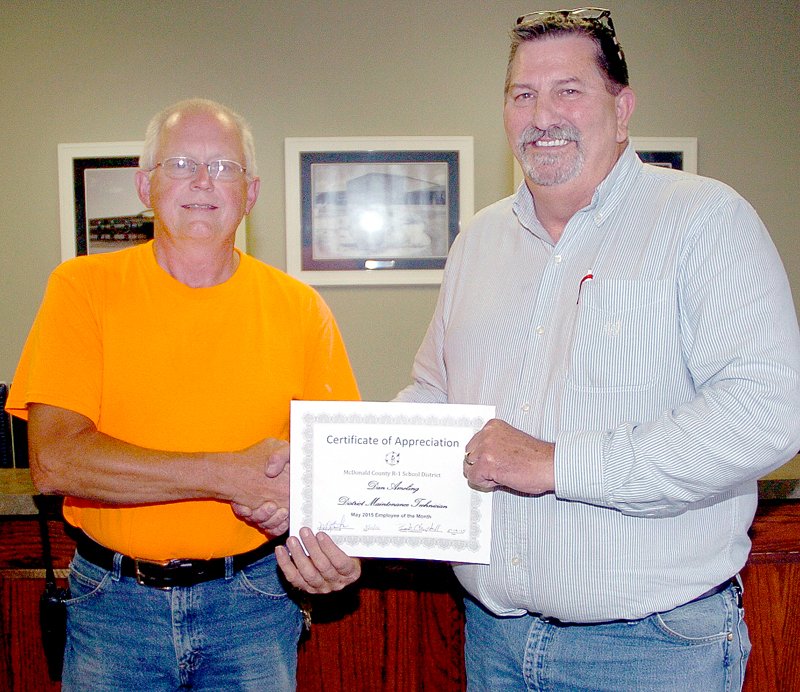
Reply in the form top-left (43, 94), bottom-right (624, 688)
top-left (7, 242), bottom-right (359, 559)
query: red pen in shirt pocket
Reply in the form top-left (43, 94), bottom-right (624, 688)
top-left (577, 270), bottom-right (593, 304)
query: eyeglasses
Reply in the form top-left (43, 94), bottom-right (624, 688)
top-left (515, 7), bottom-right (622, 63)
top-left (150, 157), bottom-right (247, 182)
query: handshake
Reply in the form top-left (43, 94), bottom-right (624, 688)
top-left (229, 437), bottom-right (361, 595)
top-left (230, 437), bottom-right (292, 536)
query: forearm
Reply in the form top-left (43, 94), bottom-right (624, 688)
top-left (33, 428), bottom-right (230, 504)
top-left (28, 403), bottom-right (286, 508)
top-left (556, 382), bottom-right (800, 516)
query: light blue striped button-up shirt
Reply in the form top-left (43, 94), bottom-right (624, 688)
top-left (396, 144), bottom-right (800, 622)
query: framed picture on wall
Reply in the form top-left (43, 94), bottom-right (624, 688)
top-left (285, 136), bottom-right (474, 286)
top-left (630, 137), bottom-right (697, 173)
top-left (511, 136), bottom-right (698, 188)
top-left (57, 141), bottom-right (247, 261)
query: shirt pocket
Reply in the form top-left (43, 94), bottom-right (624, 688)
top-left (566, 279), bottom-right (674, 393)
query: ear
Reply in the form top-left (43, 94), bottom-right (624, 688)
top-left (245, 176), bottom-right (261, 215)
top-left (135, 169), bottom-right (152, 208)
top-left (614, 87), bottom-right (636, 143)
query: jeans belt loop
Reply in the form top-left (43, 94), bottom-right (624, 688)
top-left (111, 551), bottom-right (125, 582)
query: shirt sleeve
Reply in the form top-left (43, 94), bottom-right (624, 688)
top-left (556, 196), bottom-right (800, 516)
top-left (6, 260), bottom-right (103, 423)
top-left (301, 291), bottom-right (361, 403)
top-left (392, 244), bottom-right (461, 405)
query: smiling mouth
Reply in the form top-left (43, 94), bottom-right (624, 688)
top-left (534, 139), bottom-right (571, 147)
top-left (182, 203), bottom-right (218, 210)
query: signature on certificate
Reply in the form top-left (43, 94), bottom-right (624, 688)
top-left (317, 516), bottom-right (354, 532)
top-left (398, 522), bottom-right (443, 534)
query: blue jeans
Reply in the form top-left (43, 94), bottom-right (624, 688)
top-left (62, 550), bottom-right (303, 691)
top-left (464, 582), bottom-right (750, 691)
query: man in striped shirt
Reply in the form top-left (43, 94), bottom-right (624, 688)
top-left (396, 9), bottom-right (800, 691)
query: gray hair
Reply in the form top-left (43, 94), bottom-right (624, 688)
top-left (139, 98), bottom-right (257, 177)
top-left (505, 14), bottom-right (629, 97)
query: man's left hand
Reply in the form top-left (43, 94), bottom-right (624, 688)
top-left (276, 528), bottom-right (361, 594)
top-left (231, 500), bottom-right (289, 537)
top-left (463, 418), bottom-right (556, 495)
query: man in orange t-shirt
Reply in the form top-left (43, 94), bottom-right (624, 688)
top-left (7, 98), bottom-right (360, 690)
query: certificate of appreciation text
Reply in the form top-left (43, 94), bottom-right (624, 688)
top-left (290, 400), bottom-right (495, 563)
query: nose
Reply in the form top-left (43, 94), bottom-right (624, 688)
top-left (190, 163), bottom-right (215, 190)
top-left (529, 93), bottom-right (559, 131)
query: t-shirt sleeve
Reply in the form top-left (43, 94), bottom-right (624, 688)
top-left (301, 292), bottom-right (360, 403)
top-left (6, 262), bottom-right (103, 423)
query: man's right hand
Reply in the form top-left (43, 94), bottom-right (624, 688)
top-left (230, 438), bottom-right (291, 536)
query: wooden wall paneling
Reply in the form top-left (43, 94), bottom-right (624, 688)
top-left (1, 516), bottom-right (69, 692)
top-left (741, 501), bottom-right (800, 692)
top-left (415, 585), bottom-right (466, 688)
top-left (297, 560), bottom-right (466, 691)
top-left (2, 578), bottom-right (62, 691)
top-left (741, 562), bottom-right (800, 692)
top-left (297, 581), bottom-right (385, 690)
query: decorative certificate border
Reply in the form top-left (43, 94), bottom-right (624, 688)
top-left (290, 401), bottom-right (494, 562)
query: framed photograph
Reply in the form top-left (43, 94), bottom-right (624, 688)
top-left (630, 137), bottom-right (697, 173)
top-left (512, 136), bottom-right (697, 188)
top-left (285, 136), bottom-right (474, 285)
top-left (57, 141), bottom-right (246, 261)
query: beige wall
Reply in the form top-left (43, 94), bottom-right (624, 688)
top-left (2, 0), bottom-right (798, 404)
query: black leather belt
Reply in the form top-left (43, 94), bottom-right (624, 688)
top-left (72, 529), bottom-right (284, 589)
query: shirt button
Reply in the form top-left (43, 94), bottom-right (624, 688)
top-left (521, 403), bottom-right (531, 412)
top-left (553, 254), bottom-right (562, 264)
top-left (511, 556), bottom-right (521, 566)
top-left (535, 325), bottom-right (545, 335)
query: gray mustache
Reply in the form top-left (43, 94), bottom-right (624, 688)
top-left (521, 125), bottom-right (581, 145)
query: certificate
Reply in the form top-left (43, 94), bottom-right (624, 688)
top-left (290, 400), bottom-right (495, 563)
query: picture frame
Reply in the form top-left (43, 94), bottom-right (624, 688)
top-left (57, 141), bottom-right (246, 261)
top-left (285, 136), bottom-right (474, 286)
top-left (629, 136), bottom-right (697, 173)
top-left (512, 136), bottom-right (697, 188)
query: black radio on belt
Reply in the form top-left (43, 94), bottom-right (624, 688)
top-left (39, 583), bottom-right (70, 678)
top-left (35, 495), bottom-right (69, 682)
